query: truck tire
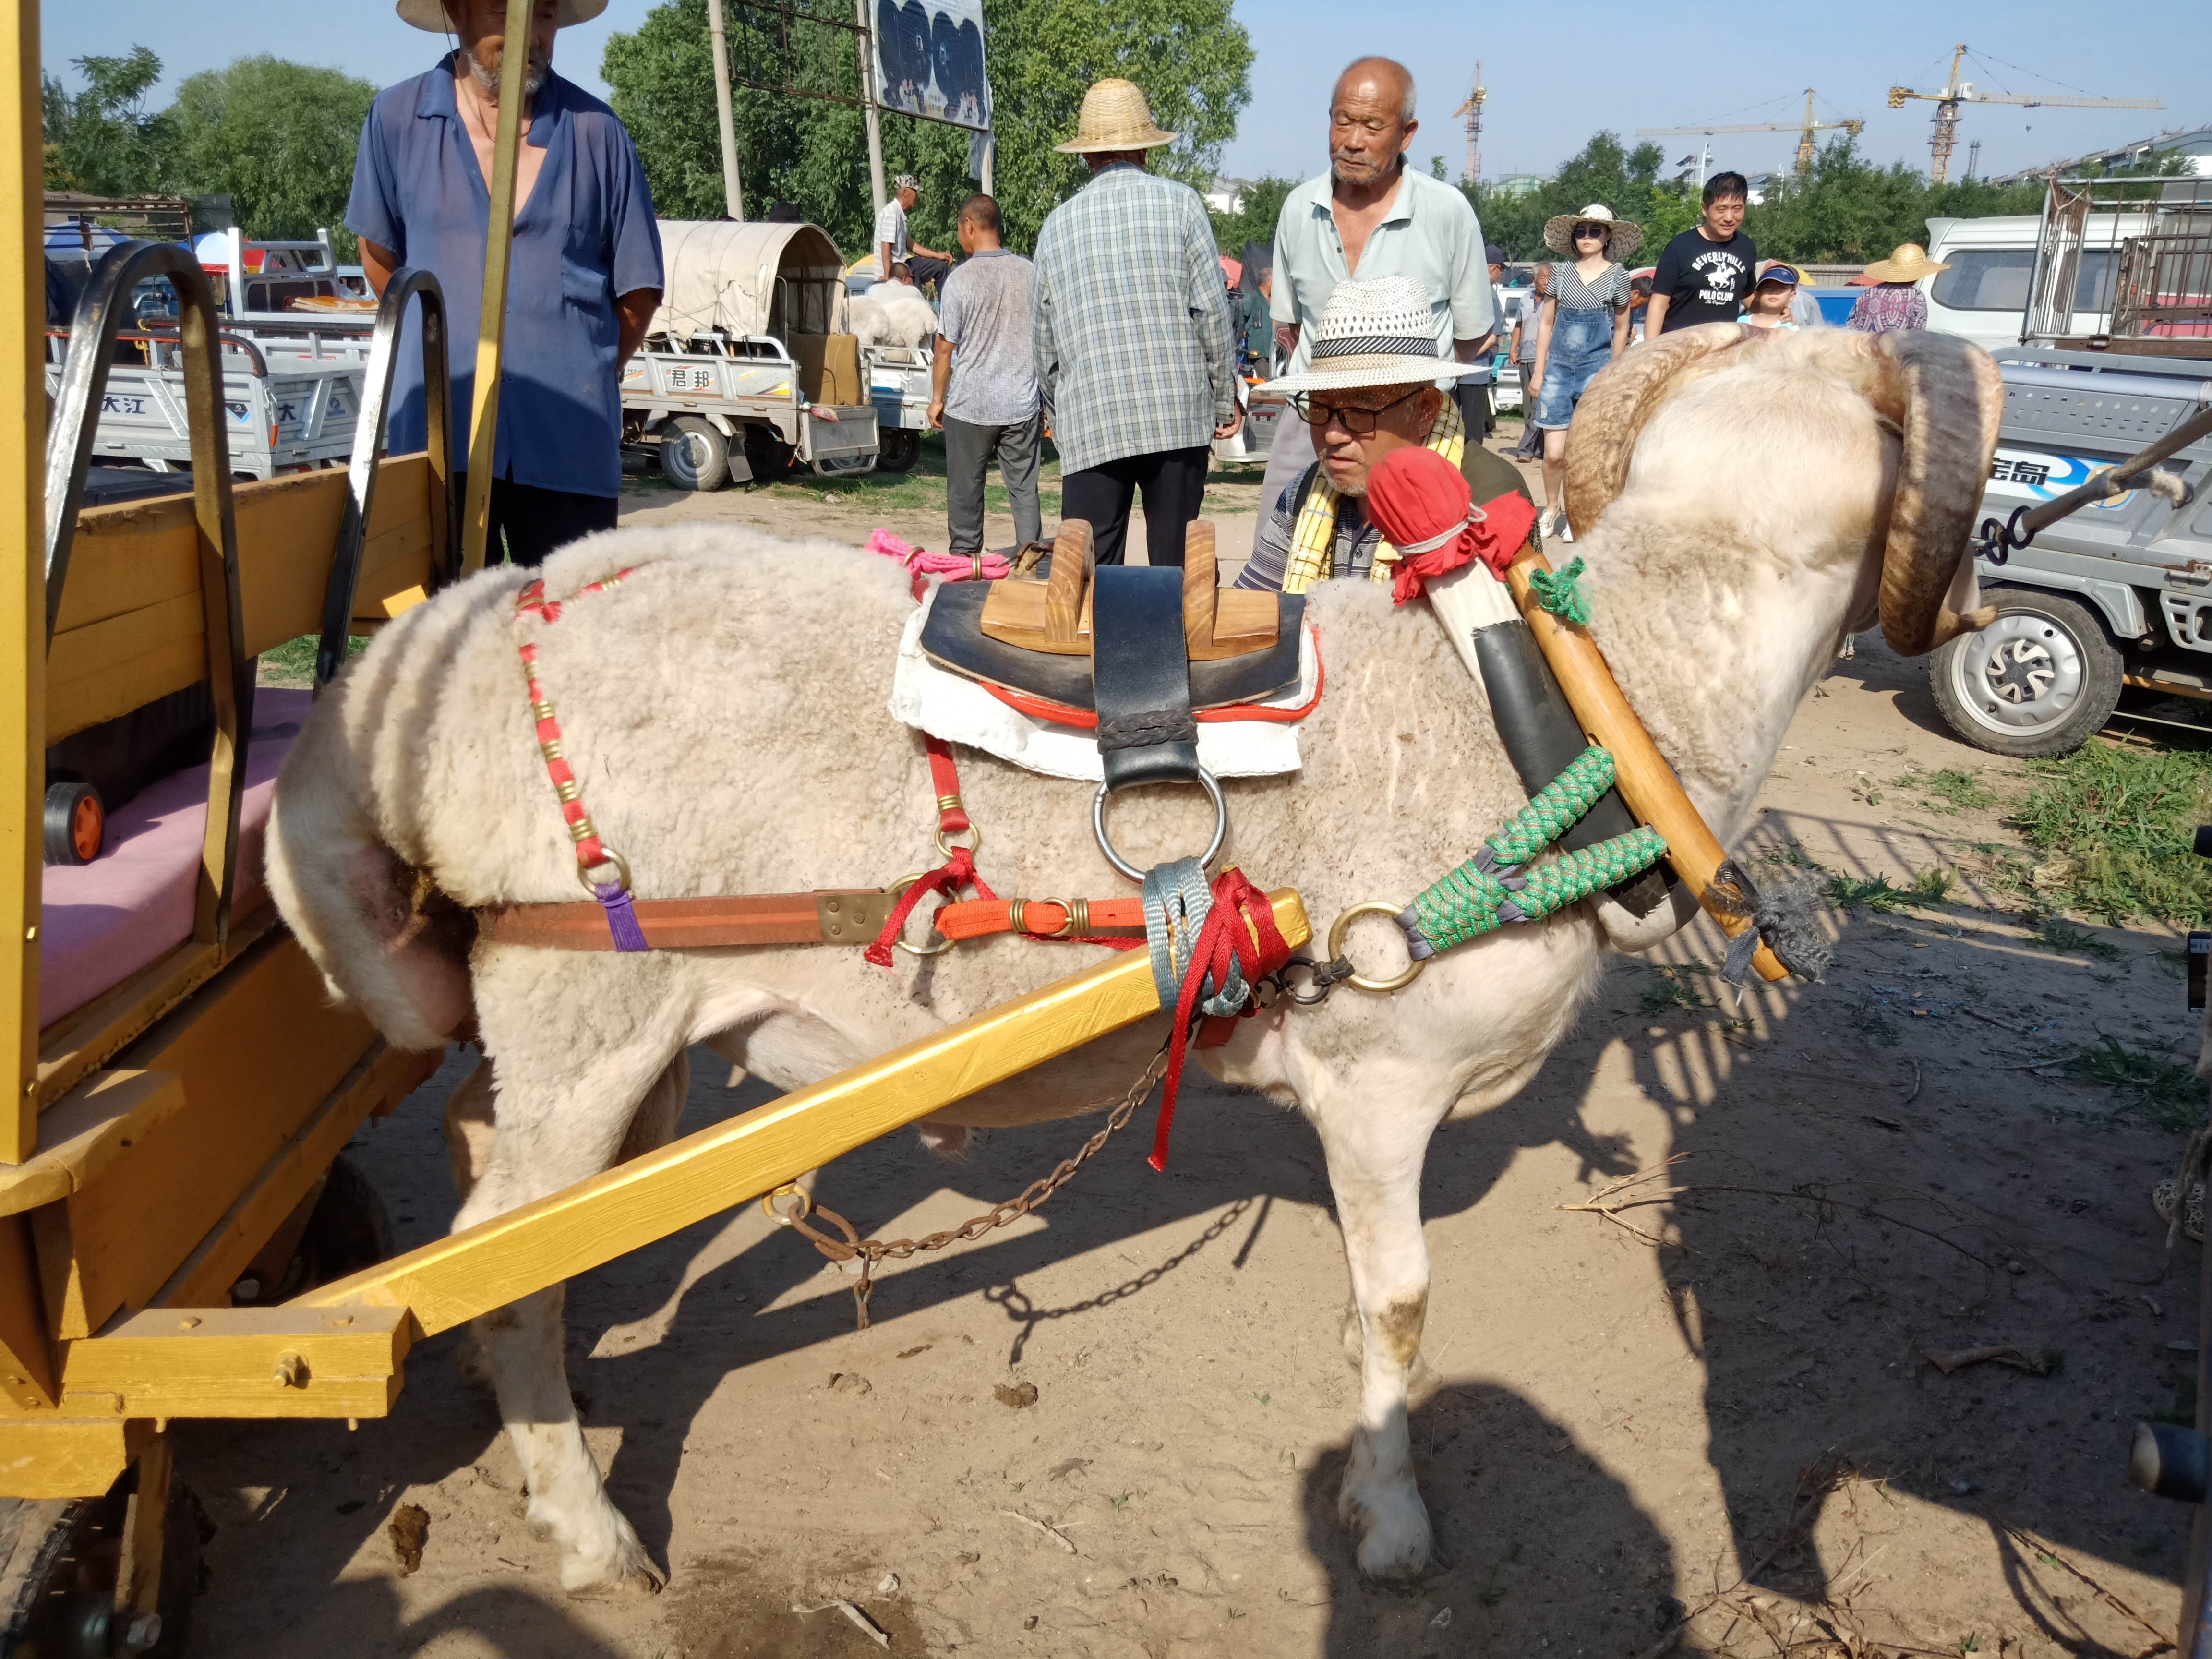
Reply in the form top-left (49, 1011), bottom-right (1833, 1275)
top-left (1929, 588), bottom-right (2123, 758)
top-left (43, 781), bottom-right (103, 866)
top-left (658, 416), bottom-right (731, 492)
top-left (875, 429), bottom-right (921, 474)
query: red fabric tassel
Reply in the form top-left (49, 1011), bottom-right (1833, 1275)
top-left (1149, 868), bottom-right (1291, 1172)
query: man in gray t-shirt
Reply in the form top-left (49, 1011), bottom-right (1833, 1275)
top-left (929, 193), bottom-right (1042, 554)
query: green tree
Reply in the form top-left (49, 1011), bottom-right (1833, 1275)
top-left (43, 46), bottom-right (173, 195)
top-left (1467, 132), bottom-right (1698, 264)
top-left (168, 57), bottom-right (379, 255)
top-left (602, 0), bottom-right (1252, 259)
top-left (1208, 173), bottom-right (1293, 259)
top-left (1743, 137), bottom-right (2044, 264)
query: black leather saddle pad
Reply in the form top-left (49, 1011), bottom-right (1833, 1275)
top-left (918, 580), bottom-right (1306, 713)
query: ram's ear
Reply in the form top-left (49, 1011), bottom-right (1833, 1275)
top-left (1870, 331), bottom-right (2006, 656)
top-left (1562, 322), bottom-right (1751, 537)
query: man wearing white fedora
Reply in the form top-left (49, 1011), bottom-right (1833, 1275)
top-left (1234, 275), bottom-right (1528, 595)
top-left (1032, 78), bottom-right (1239, 568)
top-left (347, 0), bottom-right (664, 566)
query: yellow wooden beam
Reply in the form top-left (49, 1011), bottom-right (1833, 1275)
top-left (0, 1416), bottom-right (152, 1499)
top-left (50, 1305), bottom-right (409, 1421)
top-left (0, 0), bottom-right (48, 1165)
top-left (459, 0), bottom-right (532, 576)
top-left (303, 890), bottom-right (1312, 1337)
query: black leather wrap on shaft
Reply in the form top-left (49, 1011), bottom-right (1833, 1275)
top-left (1471, 619), bottom-right (1670, 918)
top-left (1092, 565), bottom-right (1202, 791)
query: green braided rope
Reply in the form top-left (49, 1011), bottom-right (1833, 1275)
top-left (1486, 746), bottom-right (1616, 868)
top-left (1528, 555), bottom-right (1592, 625)
top-left (1412, 828), bottom-right (1668, 952)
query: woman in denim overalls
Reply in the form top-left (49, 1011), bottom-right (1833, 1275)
top-left (1527, 203), bottom-right (1639, 542)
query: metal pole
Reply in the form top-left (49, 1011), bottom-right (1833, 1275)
top-left (459, 0), bottom-right (531, 576)
top-left (705, 0), bottom-right (745, 220)
top-left (981, 132), bottom-right (994, 197)
top-left (854, 0), bottom-right (887, 220)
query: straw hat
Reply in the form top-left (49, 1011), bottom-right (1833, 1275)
top-left (1541, 203), bottom-right (1644, 260)
top-left (1261, 276), bottom-right (1480, 395)
top-left (1861, 242), bottom-right (1951, 284)
top-left (397, 0), bottom-right (606, 29)
top-left (1054, 79), bottom-right (1177, 155)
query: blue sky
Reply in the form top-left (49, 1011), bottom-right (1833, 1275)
top-left (46, 0), bottom-right (2210, 187)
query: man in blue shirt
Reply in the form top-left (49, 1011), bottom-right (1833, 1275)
top-left (348, 0), bottom-right (664, 565)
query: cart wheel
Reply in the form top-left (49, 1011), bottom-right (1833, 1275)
top-left (658, 416), bottom-right (731, 492)
top-left (875, 429), bottom-right (921, 474)
top-left (0, 1479), bottom-right (207, 1656)
top-left (295, 1154), bottom-right (395, 1287)
top-left (43, 782), bottom-right (103, 866)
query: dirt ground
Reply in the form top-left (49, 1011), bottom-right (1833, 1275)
top-left (185, 432), bottom-right (2204, 1656)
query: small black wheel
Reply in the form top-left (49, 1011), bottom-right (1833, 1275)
top-left (295, 1153), bottom-right (395, 1286)
top-left (0, 1479), bottom-right (207, 1656)
top-left (43, 781), bottom-right (103, 866)
top-left (657, 415), bottom-right (731, 491)
top-left (1929, 588), bottom-right (2124, 758)
top-left (875, 429), bottom-right (921, 474)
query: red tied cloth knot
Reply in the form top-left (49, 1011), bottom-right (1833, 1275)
top-left (1150, 868), bottom-right (1292, 1173)
top-left (1363, 446), bottom-right (1540, 603)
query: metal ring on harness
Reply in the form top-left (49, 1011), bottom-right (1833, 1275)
top-left (934, 821), bottom-right (982, 862)
top-left (576, 846), bottom-right (633, 895)
top-left (761, 1182), bottom-right (813, 1224)
top-left (1091, 769), bottom-right (1228, 883)
top-left (890, 872), bottom-right (959, 956)
top-left (1327, 901), bottom-right (1426, 994)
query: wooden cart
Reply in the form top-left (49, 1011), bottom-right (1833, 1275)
top-left (0, 5), bottom-right (1310, 1644)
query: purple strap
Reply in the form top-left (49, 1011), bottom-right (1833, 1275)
top-left (595, 881), bottom-right (650, 953)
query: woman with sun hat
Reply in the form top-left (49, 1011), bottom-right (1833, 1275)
top-left (1526, 203), bottom-right (1638, 541)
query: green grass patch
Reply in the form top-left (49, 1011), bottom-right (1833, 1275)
top-left (2031, 918), bottom-right (2123, 962)
top-left (258, 633), bottom-right (367, 689)
top-left (1825, 872), bottom-right (1911, 914)
top-left (2061, 1034), bottom-right (2203, 1129)
top-left (2004, 741), bottom-right (2212, 925)
top-left (1639, 959), bottom-right (1716, 1014)
top-left (1911, 865), bottom-right (1956, 903)
top-left (1890, 767), bottom-right (1999, 814)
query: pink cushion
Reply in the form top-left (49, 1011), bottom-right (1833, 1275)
top-left (40, 689), bottom-right (313, 1031)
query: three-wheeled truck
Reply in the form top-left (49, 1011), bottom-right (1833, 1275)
top-left (622, 220), bottom-right (882, 489)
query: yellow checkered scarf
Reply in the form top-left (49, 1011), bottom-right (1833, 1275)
top-left (1280, 397), bottom-right (1466, 595)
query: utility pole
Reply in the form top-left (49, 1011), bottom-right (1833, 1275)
top-left (981, 133), bottom-right (994, 196)
top-left (1965, 138), bottom-right (1981, 181)
top-left (705, 0), bottom-right (745, 219)
top-left (854, 0), bottom-right (887, 223)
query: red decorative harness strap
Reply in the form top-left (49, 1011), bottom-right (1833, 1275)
top-left (1150, 868), bottom-right (1291, 1171)
top-left (863, 735), bottom-right (994, 965)
top-left (513, 568), bottom-right (647, 950)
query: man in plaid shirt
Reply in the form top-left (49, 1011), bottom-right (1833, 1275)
top-left (1032, 79), bottom-right (1239, 567)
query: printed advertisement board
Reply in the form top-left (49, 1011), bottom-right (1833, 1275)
top-left (873, 0), bottom-right (989, 131)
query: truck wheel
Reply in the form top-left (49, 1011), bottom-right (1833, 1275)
top-left (875, 430), bottom-right (921, 474)
top-left (43, 781), bottom-right (103, 866)
top-left (658, 417), bottom-right (731, 491)
top-left (1929, 589), bottom-right (2123, 758)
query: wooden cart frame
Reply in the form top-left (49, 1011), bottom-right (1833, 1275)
top-left (0, 2), bottom-right (1310, 1638)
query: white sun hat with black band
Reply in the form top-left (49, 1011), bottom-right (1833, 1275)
top-left (1261, 275), bottom-right (1482, 396)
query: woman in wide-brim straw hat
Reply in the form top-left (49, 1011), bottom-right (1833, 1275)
top-left (1527, 204), bottom-right (1636, 542)
top-left (1847, 241), bottom-right (1950, 336)
top-left (1053, 77), bottom-right (1178, 154)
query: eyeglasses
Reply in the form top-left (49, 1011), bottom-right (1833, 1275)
top-left (1287, 387), bottom-right (1424, 433)
top-left (1574, 225), bottom-right (1608, 240)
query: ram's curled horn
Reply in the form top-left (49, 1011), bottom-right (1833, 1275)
top-left (1869, 331), bottom-right (2005, 657)
top-left (1562, 321), bottom-right (1752, 537)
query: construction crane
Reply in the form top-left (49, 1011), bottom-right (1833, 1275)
top-left (1637, 90), bottom-right (1863, 178)
top-left (1452, 65), bottom-right (1486, 184)
top-left (1888, 44), bottom-right (2162, 184)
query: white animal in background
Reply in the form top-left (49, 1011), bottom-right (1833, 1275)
top-left (845, 294), bottom-right (893, 348)
top-left (880, 293), bottom-right (939, 349)
top-left (267, 325), bottom-right (2000, 1596)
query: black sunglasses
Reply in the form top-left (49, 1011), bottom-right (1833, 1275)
top-left (1287, 386), bottom-right (1425, 433)
top-left (1574, 224), bottom-right (1609, 239)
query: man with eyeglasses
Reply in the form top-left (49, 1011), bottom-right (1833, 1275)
top-left (1235, 276), bottom-right (1527, 594)
top-left (1256, 57), bottom-right (1496, 524)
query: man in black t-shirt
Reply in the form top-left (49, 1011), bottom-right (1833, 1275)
top-left (1646, 171), bottom-right (1756, 336)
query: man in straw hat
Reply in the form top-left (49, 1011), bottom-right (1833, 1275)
top-left (1256, 57), bottom-right (1497, 519)
top-left (1232, 275), bottom-right (1530, 596)
top-left (346, 0), bottom-right (664, 566)
top-left (1032, 78), bottom-right (1239, 568)
top-left (1846, 243), bottom-right (1949, 335)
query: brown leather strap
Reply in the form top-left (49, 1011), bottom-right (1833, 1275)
top-left (478, 889), bottom-right (899, 951)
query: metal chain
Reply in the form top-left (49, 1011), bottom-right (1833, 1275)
top-left (787, 1044), bottom-right (1173, 1330)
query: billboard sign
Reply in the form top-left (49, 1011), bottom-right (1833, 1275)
top-left (872, 0), bottom-right (989, 131)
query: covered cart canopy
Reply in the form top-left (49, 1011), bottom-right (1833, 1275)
top-left (652, 220), bottom-right (848, 343)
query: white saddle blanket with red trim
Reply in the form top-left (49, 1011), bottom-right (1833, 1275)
top-left (889, 583), bottom-right (1319, 783)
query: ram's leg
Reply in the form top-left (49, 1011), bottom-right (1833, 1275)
top-left (1314, 1070), bottom-right (1450, 1580)
top-left (455, 952), bottom-right (691, 1596)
